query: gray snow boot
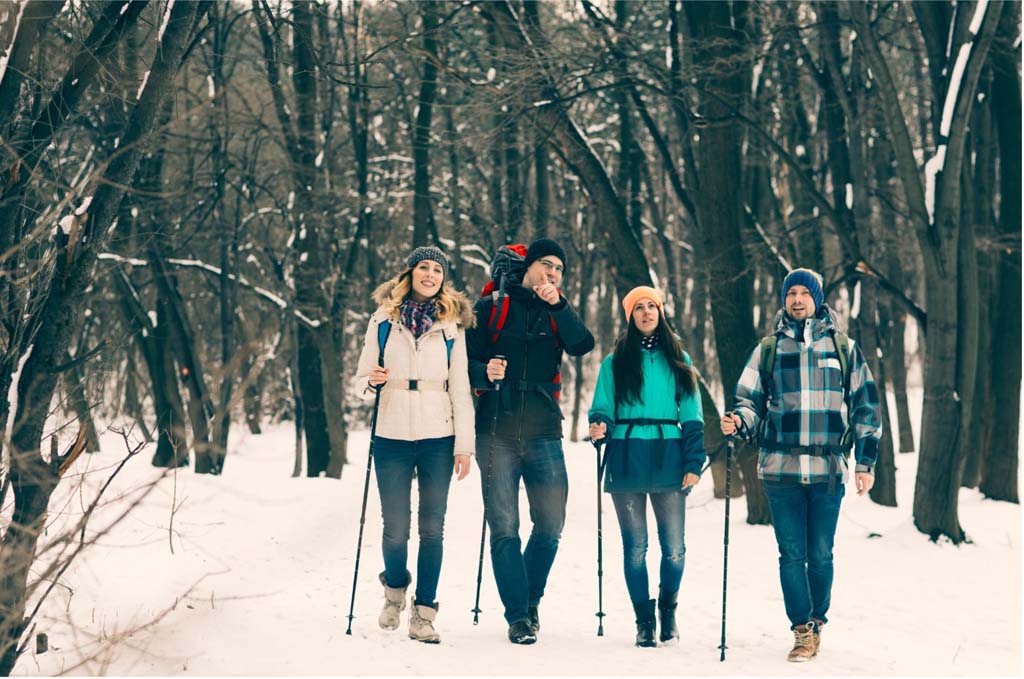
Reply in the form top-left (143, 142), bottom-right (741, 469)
top-left (409, 602), bottom-right (441, 644)
top-left (378, 571), bottom-right (410, 631)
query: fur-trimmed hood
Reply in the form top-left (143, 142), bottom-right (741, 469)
top-left (371, 273), bottom-right (476, 328)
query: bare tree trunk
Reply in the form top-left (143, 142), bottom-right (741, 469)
top-left (114, 270), bottom-right (188, 467)
top-left (412, 0), bottom-right (439, 247)
top-left (682, 0), bottom-right (766, 524)
top-left (980, 7), bottom-right (1021, 503)
top-left (209, 2), bottom-right (238, 460)
top-left (962, 92), bottom-right (995, 489)
top-left (852, 0), bottom-right (1003, 542)
top-left (569, 208), bottom-right (593, 443)
top-left (481, 0), bottom-right (651, 298)
top-left (0, 3), bottom-right (206, 670)
top-left (149, 250), bottom-right (217, 473)
top-left (61, 350), bottom-right (100, 453)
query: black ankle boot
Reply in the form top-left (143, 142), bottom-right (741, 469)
top-left (633, 599), bottom-right (657, 647)
top-left (658, 587), bottom-right (679, 643)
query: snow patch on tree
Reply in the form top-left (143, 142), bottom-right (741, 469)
top-left (136, 70), bottom-right (151, 101)
top-left (0, 1), bottom-right (26, 85)
top-left (925, 144), bottom-right (947, 224)
top-left (157, 0), bottom-right (176, 42)
top-left (940, 42), bottom-right (974, 137)
top-left (968, 0), bottom-right (990, 35)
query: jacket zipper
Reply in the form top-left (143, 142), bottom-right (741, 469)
top-left (515, 308), bottom-right (531, 442)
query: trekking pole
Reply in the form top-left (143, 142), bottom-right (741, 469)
top-left (472, 355), bottom-right (505, 624)
top-left (719, 433), bottom-right (735, 660)
top-left (345, 359), bottom-right (387, 635)
top-left (593, 438), bottom-right (606, 636)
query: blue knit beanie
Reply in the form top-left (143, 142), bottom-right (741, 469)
top-left (781, 268), bottom-right (824, 310)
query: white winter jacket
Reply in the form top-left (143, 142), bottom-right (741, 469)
top-left (353, 280), bottom-right (476, 456)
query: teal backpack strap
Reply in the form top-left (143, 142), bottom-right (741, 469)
top-left (443, 329), bottom-right (455, 369)
top-left (377, 320), bottom-right (392, 367)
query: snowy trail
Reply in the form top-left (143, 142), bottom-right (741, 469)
top-left (20, 390), bottom-right (1022, 676)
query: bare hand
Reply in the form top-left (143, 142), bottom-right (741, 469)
top-left (720, 413), bottom-right (741, 436)
top-left (682, 473), bottom-right (700, 490)
top-left (368, 366), bottom-right (389, 387)
top-left (589, 421), bottom-right (607, 442)
top-left (855, 472), bottom-right (874, 496)
top-left (486, 357), bottom-right (507, 382)
top-left (533, 283), bottom-right (560, 305)
top-left (454, 454), bottom-right (472, 481)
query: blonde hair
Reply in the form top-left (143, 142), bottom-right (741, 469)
top-left (380, 270), bottom-right (464, 323)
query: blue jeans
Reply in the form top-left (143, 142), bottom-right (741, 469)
top-left (477, 436), bottom-right (568, 625)
top-left (764, 481), bottom-right (845, 628)
top-left (610, 490), bottom-right (687, 604)
top-left (373, 436), bottom-right (454, 607)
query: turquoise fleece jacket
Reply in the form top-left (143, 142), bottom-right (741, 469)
top-left (589, 347), bottom-right (706, 493)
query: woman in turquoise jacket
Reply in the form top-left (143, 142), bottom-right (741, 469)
top-left (588, 286), bottom-right (706, 648)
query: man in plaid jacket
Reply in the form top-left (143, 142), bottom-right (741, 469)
top-left (720, 268), bottom-right (882, 663)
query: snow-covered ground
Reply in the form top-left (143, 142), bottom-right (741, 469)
top-left (16, 389), bottom-right (1022, 676)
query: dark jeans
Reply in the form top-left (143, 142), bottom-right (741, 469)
top-left (477, 435), bottom-right (568, 625)
top-left (610, 490), bottom-right (687, 604)
top-left (373, 436), bottom-right (454, 607)
top-left (764, 481), bottom-right (845, 628)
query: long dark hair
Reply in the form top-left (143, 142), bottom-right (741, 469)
top-left (612, 312), bottom-right (697, 411)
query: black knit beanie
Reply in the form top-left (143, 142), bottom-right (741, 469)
top-left (523, 238), bottom-right (567, 271)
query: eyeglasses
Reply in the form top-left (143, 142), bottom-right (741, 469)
top-left (538, 259), bottom-right (565, 275)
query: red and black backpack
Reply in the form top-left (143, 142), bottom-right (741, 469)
top-left (479, 244), bottom-right (562, 401)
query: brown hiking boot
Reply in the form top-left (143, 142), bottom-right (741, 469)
top-left (811, 618), bottom-right (825, 656)
top-left (786, 621), bottom-right (817, 662)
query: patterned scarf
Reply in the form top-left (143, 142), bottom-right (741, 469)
top-left (640, 333), bottom-right (660, 351)
top-left (400, 299), bottom-right (438, 338)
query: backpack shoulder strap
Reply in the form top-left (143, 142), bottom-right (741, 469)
top-left (486, 289), bottom-right (511, 344)
top-left (758, 335), bottom-right (778, 393)
top-left (443, 328), bottom-right (455, 369)
top-left (832, 330), bottom-right (851, 394)
top-left (376, 319), bottom-right (392, 367)
top-left (831, 330), bottom-right (855, 450)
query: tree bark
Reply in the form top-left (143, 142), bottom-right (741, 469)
top-left (682, 0), bottom-right (767, 524)
top-left (851, 0), bottom-right (1003, 542)
top-left (980, 7), bottom-right (1021, 503)
top-left (412, 0), bottom-right (440, 247)
top-left (0, 2), bottom-right (207, 671)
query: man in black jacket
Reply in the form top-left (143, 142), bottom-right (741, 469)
top-left (467, 238), bottom-right (595, 644)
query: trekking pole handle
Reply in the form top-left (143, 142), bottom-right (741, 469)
top-left (491, 354), bottom-right (506, 392)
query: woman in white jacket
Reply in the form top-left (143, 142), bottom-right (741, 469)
top-left (353, 246), bottom-right (475, 644)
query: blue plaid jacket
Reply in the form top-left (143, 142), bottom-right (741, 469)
top-left (732, 306), bottom-right (882, 485)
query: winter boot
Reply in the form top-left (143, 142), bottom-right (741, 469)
top-left (811, 618), bottom-right (825, 656)
top-left (508, 619), bottom-right (537, 645)
top-left (657, 588), bottom-right (679, 643)
top-left (633, 599), bottom-right (657, 648)
top-left (786, 621), bottom-right (817, 662)
top-left (378, 571), bottom-right (410, 631)
top-left (528, 605), bottom-right (540, 633)
top-left (408, 602), bottom-right (441, 644)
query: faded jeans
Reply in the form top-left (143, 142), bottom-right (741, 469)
top-left (763, 481), bottom-right (845, 628)
top-left (373, 436), bottom-right (455, 607)
top-left (610, 490), bottom-right (688, 604)
top-left (477, 435), bottom-right (568, 625)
